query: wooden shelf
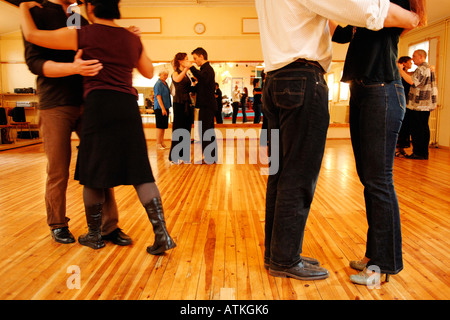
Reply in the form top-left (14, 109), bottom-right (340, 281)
top-left (1, 93), bottom-right (39, 125)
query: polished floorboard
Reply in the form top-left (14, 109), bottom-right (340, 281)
top-left (0, 138), bottom-right (449, 300)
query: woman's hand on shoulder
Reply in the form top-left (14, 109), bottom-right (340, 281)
top-left (127, 25), bottom-right (141, 37)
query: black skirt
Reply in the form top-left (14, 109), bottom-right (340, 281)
top-left (154, 108), bottom-right (169, 129)
top-left (75, 90), bottom-right (155, 188)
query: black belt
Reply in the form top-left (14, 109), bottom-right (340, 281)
top-left (268, 58), bottom-right (326, 74)
top-left (294, 58), bottom-right (325, 73)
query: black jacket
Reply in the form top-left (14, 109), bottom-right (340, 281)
top-left (190, 62), bottom-right (217, 112)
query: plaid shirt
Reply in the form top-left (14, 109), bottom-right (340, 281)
top-left (408, 62), bottom-right (438, 111)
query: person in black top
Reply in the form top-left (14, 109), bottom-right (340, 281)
top-left (169, 52), bottom-right (195, 163)
top-left (332, 0), bottom-right (426, 285)
top-left (188, 47), bottom-right (218, 164)
top-left (214, 83), bottom-right (223, 124)
top-left (252, 78), bottom-right (262, 124)
top-left (396, 56), bottom-right (413, 156)
top-left (240, 87), bottom-right (248, 123)
top-left (23, 0), bottom-right (131, 246)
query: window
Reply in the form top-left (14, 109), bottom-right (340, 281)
top-left (138, 93), bottom-right (144, 107)
top-left (339, 82), bottom-right (349, 101)
top-left (327, 73), bottom-right (334, 101)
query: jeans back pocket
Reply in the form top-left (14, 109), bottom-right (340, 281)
top-left (273, 77), bottom-right (307, 110)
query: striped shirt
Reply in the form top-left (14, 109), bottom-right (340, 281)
top-left (408, 62), bottom-right (438, 111)
top-left (255, 0), bottom-right (390, 72)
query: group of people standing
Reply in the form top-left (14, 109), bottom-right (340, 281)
top-left (19, 0), bottom-right (433, 289)
top-left (156, 49), bottom-right (265, 165)
top-left (21, 0), bottom-right (176, 255)
top-left (155, 60), bottom-right (264, 162)
top-left (397, 50), bottom-right (438, 160)
top-left (256, 0), bottom-right (426, 287)
top-left (20, 0), bottom-right (220, 255)
top-left (230, 81), bottom-right (263, 125)
top-left (167, 48), bottom-right (219, 164)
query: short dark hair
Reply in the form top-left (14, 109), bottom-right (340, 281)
top-left (191, 47), bottom-right (208, 60)
top-left (86, 0), bottom-right (121, 20)
top-left (398, 56), bottom-right (412, 64)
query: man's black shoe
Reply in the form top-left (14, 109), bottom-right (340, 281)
top-left (264, 255), bottom-right (320, 270)
top-left (51, 227), bottom-right (76, 244)
top-left (269, 261), bottom-right (329, 280)
top-left (406, 153), bottom-right (428, 160)
top-left (102, 228), bottom-right (132, 246)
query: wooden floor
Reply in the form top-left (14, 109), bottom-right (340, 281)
top-left (0, 138), bottom-right (449, 300)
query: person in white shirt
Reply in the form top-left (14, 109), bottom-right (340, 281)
top-left (231, 85), bottom-right (241, 123)
top-left (255, 0), bottom-right (419, 281)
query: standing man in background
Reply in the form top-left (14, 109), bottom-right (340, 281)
top-left (23, 0), bottom-right (131, 245)
top-left (188, 47), bottom-right (218, 164)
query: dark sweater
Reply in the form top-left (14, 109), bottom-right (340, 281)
top-left (23, 0), bottom-right (88, 109)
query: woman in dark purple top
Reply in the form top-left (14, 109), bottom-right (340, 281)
top-left (20, 0), bottom-right (176, 254)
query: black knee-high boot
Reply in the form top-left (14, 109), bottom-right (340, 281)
top-left (144, 198), bottom-right (176, 255)
top-left (78, 203), bottom-right (105, 249)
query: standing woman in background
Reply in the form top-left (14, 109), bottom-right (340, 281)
top-left (153, 70), bottom-right (171, 150)
top-left (252, 78), bottom-right (262, 124)
top-left (332, 0), bottom-right (426, 285)
top-left (240, 87), bottom-right (248, 123)
top-left (20, 0), bottom-right (176, 255)
top-left (169, 52), bottom-right (194, 164)
top-left (396, 56), bottom-right (414, 157)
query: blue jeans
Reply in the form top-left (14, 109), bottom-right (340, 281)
top-left (349, 79), bottom-right (405, 274)
top-left (263, 61), bottom-right (330, 268)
